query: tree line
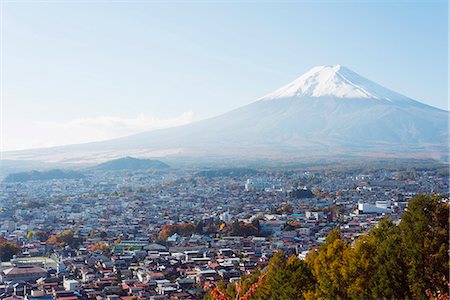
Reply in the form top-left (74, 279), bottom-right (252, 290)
top-left (159, 219), bottom-right (261, 240)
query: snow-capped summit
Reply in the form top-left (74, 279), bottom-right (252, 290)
top-left (260, 64), bottom-right (412, 104)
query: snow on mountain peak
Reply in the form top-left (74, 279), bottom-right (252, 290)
top-left (260, 64), bottom-right (410, 103)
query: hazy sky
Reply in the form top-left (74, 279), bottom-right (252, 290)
top-left (1, 0), bottom-right (448, 151)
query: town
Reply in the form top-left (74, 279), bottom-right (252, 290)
top-left (0, 162), bottom-right (448, 300)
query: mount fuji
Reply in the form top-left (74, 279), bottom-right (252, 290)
top-left (5, 65), bottom-right (449, 164)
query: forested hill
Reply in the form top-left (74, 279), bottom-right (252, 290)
top-left (205, 194), bottom-right (449, 300)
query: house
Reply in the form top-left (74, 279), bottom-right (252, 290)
top-left (24, 290), bottom-right (55, 300)
top-left (0, 266), bottom-right (47, 283)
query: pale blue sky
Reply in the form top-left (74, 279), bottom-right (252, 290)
top-left (2, 0), bottom-right (448, 150)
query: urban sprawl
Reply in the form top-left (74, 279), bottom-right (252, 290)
top-left (0, 165), bottom-right (448, 300)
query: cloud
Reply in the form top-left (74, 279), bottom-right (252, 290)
top-left (4, 111), bottom-right (194, 151)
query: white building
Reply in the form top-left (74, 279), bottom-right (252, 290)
top-left (375, 200), bottom-right (391, 209)
top-left (306, 211), bottom-right (325, 220)
top-left (219, 211), bottom-right (232, 222)
top-left (63, 278), bottom-right (79, 291)
top-left (357, 202), bottom-right (391, 214)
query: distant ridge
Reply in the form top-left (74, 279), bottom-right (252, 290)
top-left (94, 157), bottom-right (170, 171)
top-left (3, 169), bottom-right (84, 183)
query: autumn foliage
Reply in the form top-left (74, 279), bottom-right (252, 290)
top-left (204, 273), bottom-right (265, 300)
top-left (220, 220), bottom-right (260, 237)
top-left (89, 242), bottom-right (109, 252)
top-left (46, 229), bottom-right (83, 248)
top-left (160, 223), bottom-right (196, 240)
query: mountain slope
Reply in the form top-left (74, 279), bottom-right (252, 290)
top-left (4, 65), bottom-right (448, 163)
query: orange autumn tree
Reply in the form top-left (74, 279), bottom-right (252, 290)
top-left (46, 235), bottom-right (64, 246)
top-left (89, 242), bottom-right (109, 252)
top-left (160, 223), bottom-right (196, 240)
top-left (46, 229), bottom-right (83, 248)
top-left (204, 273), bottom-right (265, 300)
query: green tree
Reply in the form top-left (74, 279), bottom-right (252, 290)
top-left (205, 253), bottom-right (314, 300)
top-left (306, 229), bottom-right (349, 299)
top-left (285, 255), bottom-right (315, 299)
top-left (343, 234), bottom-right (376, 299)
top-left (367, 218), bottom-right (410, 299)
top-left (258, 251), bottom-right (288, 299)
top-left (257, 251), bottom-right (314, 299)
top-left (400, 194), bottom-right (449, 298)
